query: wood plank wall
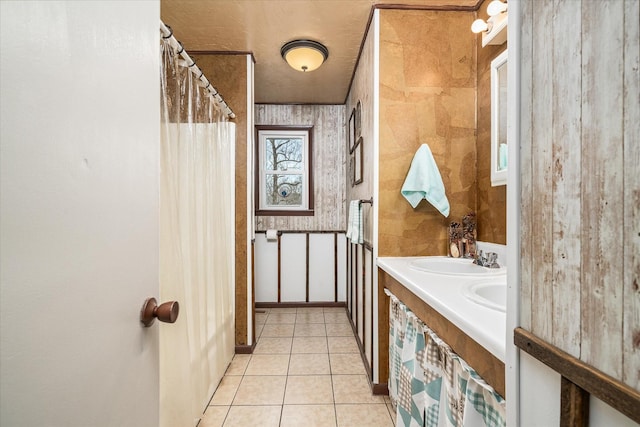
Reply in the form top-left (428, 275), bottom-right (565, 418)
top-left (520, 0), bottom-right (639, 388)
top-left (255, 104), bottom-right (346, 231)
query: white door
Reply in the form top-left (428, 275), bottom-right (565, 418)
top-left (0, 2), bottom-right (162, 426)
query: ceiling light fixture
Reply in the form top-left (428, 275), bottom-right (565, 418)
top-left (281, 40), bottom-right (329, 73)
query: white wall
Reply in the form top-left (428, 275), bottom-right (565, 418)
top-left (254, 233), bottom-right (347, 303)
top-left (0, 2), bottom-right (161, 426)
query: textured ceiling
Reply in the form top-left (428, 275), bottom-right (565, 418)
top-left (161, 0), bottom-right (480, 104)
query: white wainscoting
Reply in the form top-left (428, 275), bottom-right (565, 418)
top-left (254, 232), bottom-right (347, 303)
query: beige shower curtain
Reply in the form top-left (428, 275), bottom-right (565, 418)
top-left (159, 37), bottom-right (235, 427)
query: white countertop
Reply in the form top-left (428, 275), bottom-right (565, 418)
top-left (377, 256), bottom-right (506, 362)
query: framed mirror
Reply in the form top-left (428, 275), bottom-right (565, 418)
top-left (491, 49), bottom-right (508, 186)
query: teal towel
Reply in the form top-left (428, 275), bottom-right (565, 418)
top-left (401, 144), bottom-right (450, 217)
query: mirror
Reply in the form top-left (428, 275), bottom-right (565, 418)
top-left (491, 49), bottom-right (508, 186)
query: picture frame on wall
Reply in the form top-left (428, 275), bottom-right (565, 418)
top-left (355, 101), bottom-right (362, 139)
top-left (348, 108), bottom-right (356, 153)
top-left (349, 152), bottom-right (355, 186)
top-left (354, 136), bottom-right (363, 185)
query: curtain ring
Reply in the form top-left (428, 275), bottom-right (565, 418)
top-left (175, 41), bottom-right (184, 55)
top-left (162, 25), bottom-right (173, 39)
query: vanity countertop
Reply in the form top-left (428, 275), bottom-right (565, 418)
top-left (377, 256), bottom-right (506, 362)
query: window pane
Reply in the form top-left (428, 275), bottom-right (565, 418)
top-left (264, 137), bottom-right (303, 171)
top-left (265, 174), bottom-right (303, 207)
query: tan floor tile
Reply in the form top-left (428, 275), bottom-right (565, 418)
top-left (386, 402), bottom-right (397, 425)
top-left (223, 405), bottom-right (281, 427)
top-left (335, 404), bottom-right (394, 427)
top-left (255, 314), bottom-right (267, 326)
top-left (261, 323), bottom-right (294, 337)
top-left (254, 337), bottom-right (292, 354)
top-left (329, 353), bottom-right (366, 375)
top-left (296, 307), bottom-right (324, 313)
top-left (323, 311), bottom-right (350, 324)
top-left (332, 374), bottom-right (384, 404)
top-left (245, 354), bottom-right (290, 375)
top-left (292, 337), bottom-right (328, 354)
top-left (280, 404), bottom-right (337, 427)
top-left (269, 307), bottom-right (297, 313)
top-left (199, 406), bottom-right (229, 427)
top-left (294, 323), bottom-right (326, 337)
top-left (296, 311), bottom-right (326, 323)
top-left (209, 375), bottom-right (242, 405)
top-left (327, 336), bottom-right (359, 353)
top-left (256, 323), bottom-right (264, 338)
top-left (225, 354), bottom-right (250, 376)
top-left (288, 353), bottom-right (331, 375)
top-left (325, 323), bottom-right (354, 337)
top-left (266, 312), bottom-right (297, 324)
top-left (232, 376), bottom-right (286, 405)
top-left (323, 307), bottom-right (347, 312)
top-left (284, 375), bottom-right (334, 404)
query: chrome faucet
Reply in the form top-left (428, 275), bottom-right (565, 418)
top-left (474, 251), bottom-right (500, 268)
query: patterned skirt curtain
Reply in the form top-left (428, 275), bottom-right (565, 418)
top-left (384, 289), bottom-right (506, 427)
top-left (388, 291), bottom-right (407, 410)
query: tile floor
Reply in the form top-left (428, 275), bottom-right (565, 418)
top-left (198, 307), bottom-right (395, 427)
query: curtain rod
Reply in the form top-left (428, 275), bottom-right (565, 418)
top-left (160, 21), bottom-right (236, 119)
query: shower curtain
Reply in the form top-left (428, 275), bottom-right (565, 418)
top-left (159, 37), bottom-right (235, 427)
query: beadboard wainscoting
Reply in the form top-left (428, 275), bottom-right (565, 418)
top-left (347, 241), bottom-right (376, 383)
top-left (254, 231), bottom-right (347, 305)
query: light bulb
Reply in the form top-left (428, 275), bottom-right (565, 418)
top-left (471, 19), bottom-right (491, 34)
top-left (487, 0), bottom-right (508, 17)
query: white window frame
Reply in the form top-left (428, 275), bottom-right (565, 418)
top-left (255, 125), bottom-right (314, 215)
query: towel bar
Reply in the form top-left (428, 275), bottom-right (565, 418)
top-left (359, 198), bottom-right (373, 205)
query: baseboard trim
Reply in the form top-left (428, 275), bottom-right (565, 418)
top-left (235, 342), bottom-right (256, 354)
top-left (372, 383), bottom-right (389, 395)
top-left (255, 302), bottom-right (346, 308)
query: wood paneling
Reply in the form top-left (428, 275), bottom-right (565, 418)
top-left (192, 53), bottom-right (251, 346)
top-left (346, 21), bottom-right (375, 243)
top-left (551, 0), bottom-right (582, 358)
top-left (255, 104), bottom-right (346, 231)
top-left (519, 0), bottom-right (534, 332)
top-left (476, 0), bottom-right (506, 244)
top-left (520, 0), bottom-right (639, 389)
top-left (378, 10), bottom-right (477, 257)
top-left (622, 0), bottom-right (640, 389)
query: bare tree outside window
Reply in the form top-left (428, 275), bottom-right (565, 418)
top-left (256, 126), bottom-right (314, 215)
top-left (265, 137), bottom-right (303, 206)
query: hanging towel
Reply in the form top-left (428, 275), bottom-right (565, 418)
top-left (346, 200), bottom-right (363, 244)
top-left (401, 144), bottom-right (450, 217)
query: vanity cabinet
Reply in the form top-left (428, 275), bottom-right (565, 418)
top-left (379, 269), bottom-right (505, 398)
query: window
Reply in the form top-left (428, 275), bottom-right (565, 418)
top-left (255, 126), bottom-right (314, 215)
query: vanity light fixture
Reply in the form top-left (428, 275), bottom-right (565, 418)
top-left (471, 0), bottom-right (508, 46)
top-left (471, 18), bottom-right (492, 34)
top-left (487, 0), bottom-right (508, 17)
top-left (281, 40), bottom-right (329, 72)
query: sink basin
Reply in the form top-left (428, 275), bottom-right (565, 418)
top-left (462, 280), bottom-right (507, 312)
top-left (409, 257), bottom-right (506, 276)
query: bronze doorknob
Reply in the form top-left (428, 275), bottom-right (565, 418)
top-left (140, 297), bottom-right (179, 327)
